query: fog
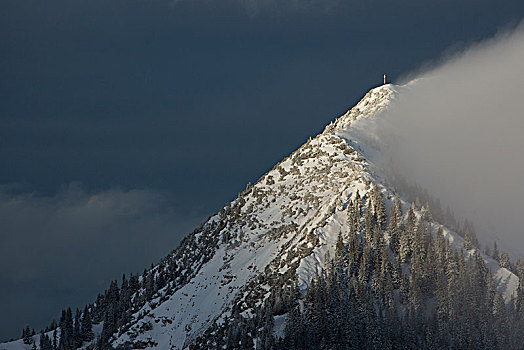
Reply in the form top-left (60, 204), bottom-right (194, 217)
top-left (372, 24), bottom-right (524, 259)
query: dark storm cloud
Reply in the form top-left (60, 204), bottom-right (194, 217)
top-left (171, 0), bottom-right (341, 16)
top-left (0, 183), bottom-right (200, 340)
top-left (369, 24), bottom-right (524, 259)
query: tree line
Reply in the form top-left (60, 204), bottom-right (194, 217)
top-left (192, 188), bottom-right (524, 349)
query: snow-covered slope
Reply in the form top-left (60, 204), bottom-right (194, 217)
top-left (110, 84), bottom-right (518, 349)
top-left (1, 84), bottom-right (518, 350)
top-left (112, 87), bottom-right (394, 349)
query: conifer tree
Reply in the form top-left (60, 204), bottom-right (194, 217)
top-left (388, 206), bottom-right (399, 254)
top-left (335, 231), bottom-right (345, 262)
top-left (39, 330), bottom-right (53, 350)
top-left (500, 252), bottom-right (511, 269)
top-left (354, 190), bottom-right (361, 218)
top-left (394, 196), bottom-right (403, 222)
top-left (22, 325), bottom-right (32, 344)
top-left (81, 306), bottom-right (94, 342)
top-left (493, 241), bottom-right (500, 262)
top-left (118, 274), bottom-right (132, 328)
top-left (73, 309), bottom-right (82, 348)
top-left (347, 201), bottom-right (358, 236)
top-left (58, 308), bottom-right (74, 350)
top-left (364, 201), bottom-right (374, 239)
top-left (373, 186), bottom-right (387, 230)
top-left (399, 205), bottom-right (416, 263)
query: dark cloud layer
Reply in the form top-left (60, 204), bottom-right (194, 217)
top-left (0, 183), bottom-right (200, 340)
top-left (171, 0), bottom-right (342, 17)
top-left (1, 0), bottom-right (523, 341)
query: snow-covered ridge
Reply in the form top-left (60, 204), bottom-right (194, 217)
top-left (109, 85), bottom-right (402, 349)
top-left (324, 84), bottom-right (397, 134)
top-left (109, 83), bottom-right (515, 349)
top-left (2, 83), bottom-right (518, 350)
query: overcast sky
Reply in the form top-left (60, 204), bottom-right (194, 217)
top-left (1, 0), bottom-right (523, 341)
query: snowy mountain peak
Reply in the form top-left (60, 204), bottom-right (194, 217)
top-left (2, 83), bottom-right (521, 350)
top-left (324, 84), bottom-right (397, 134)
top-left (107, 85), bottom-right (404, 348)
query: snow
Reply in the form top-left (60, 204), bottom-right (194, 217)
top-left (0, 339), bottom-right (34, 350)
top-left (113, 82), bottom-right (520, 349)
top-left (2, 83), bottom-right (519, 349)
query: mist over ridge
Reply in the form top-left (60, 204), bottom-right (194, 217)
top-left (371, 23), bottom-right (524, 258)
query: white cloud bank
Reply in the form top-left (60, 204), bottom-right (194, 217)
top-left (373, 23), bottom-right (524, 258)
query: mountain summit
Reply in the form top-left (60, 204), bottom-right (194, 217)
top-left (3, 84), bottom-right (521, 350)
